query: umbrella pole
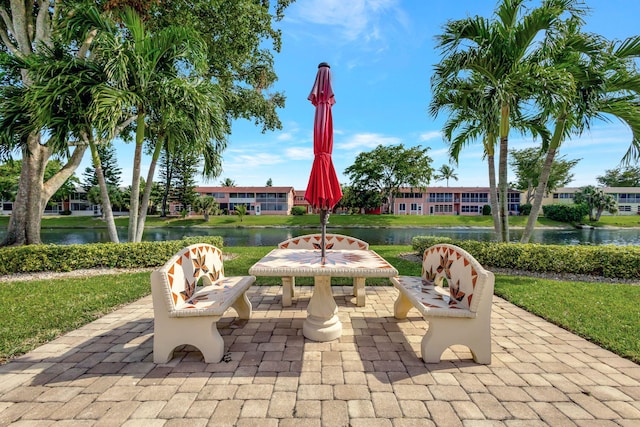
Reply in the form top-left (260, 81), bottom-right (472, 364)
top-left (321, 208), bottom-right (328, 264)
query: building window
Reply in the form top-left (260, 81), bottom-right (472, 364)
top-left (434, 204), bottom-right (453, 213)
top-left (398, 203), bottom-right (406, 212)
top-left (619, 193), bottom-right (640, 203)
top-left (555, 193), bottom-right (574, 199)
top-left (461, 205), bottom-right (481, 213)
top-left (397, 192), bottom-right (423, 199)
top-left (619, 205), bottom-right (632, 212)
top-left (410, 203), bottom-right (418, 211)
top-left (429, 193), bottom-right (453, 203)
top-left (461, 193), bottom-right (488, 203)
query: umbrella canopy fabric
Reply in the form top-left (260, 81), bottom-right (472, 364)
top-left (304, 63), bottom-right (343, 210)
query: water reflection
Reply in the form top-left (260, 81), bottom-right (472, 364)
top-left (4, 226), bottom-right (638, 246)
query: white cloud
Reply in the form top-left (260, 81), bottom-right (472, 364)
top-left (419, 131), bottom-right (442, 142)
top-left (291, 0), bottom-right (404, 47)
top-left (223, 153), bottom-right (285, 170)
top-left (429, 147), bottom-right (450, 158)
top-left (286, 147), bottom-right (314, 160)
top-left (336, 132), bottom-right (402, 150)
top-left (277, 132), bottom-right (294, 141)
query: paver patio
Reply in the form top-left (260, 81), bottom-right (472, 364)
top-left (0, 285), bottom-right (638, 426)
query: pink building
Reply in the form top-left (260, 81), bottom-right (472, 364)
top-left (392, 187), bottom-right (521, 216)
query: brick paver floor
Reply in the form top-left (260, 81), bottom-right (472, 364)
top-left (1, 285), bottom-right (639, 426)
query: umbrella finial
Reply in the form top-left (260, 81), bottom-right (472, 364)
top-left (318, 62), bottom-right (330, 69)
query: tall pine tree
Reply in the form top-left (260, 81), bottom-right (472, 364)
top-left (82, 145), bottom-right (122, 191)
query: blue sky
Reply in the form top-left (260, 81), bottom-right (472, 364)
top-left (94, 0), bottom-right (640, 190)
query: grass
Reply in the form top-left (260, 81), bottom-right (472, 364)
top-left (0, 272), bottom-right (150, 363)
top-left (585, 215), bottom-right (640, 227)
top-left (1, 244), bottom-right (638, 364)
top-left (0, 213), bottom-right (575, 229)
top-left (494, 275), bottom-right (640, 363)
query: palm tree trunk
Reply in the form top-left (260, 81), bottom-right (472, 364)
top-left (521, 113), bottom-right (566, 243)
top-left (135, 141), bottom-right (163, 242)
top-left (128, 113), bottom-right (145, 242)
top-left (86, 134), bottom-right (119, 243)
top-left (498, 103), bottom-right (510, 242)
top-left (485, 135), bottom-right (502, 240)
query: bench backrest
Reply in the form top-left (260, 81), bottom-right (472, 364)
top-left (278, 233), bottom-right (369, 250)
top-left (422, 243), bottom-right (490, 312)
top-left (154, 243), bottom-right (225, 309)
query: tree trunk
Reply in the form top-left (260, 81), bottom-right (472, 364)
top-left (521, 114), bottom-right (566, 243)
top-left (135, 141), bottom-right (163, 242)
top-left (87, 135), bottom-right (119, 243)
top-left (2, 139), bottom-right (88, 247)
top-left (485, 135), bottom-right (501, 240)
top-left (128, 113), bottom-right (145, 242)
top-left (595, 208), bottom-right (604, 221)
top-left (498, 103), bottom-right (510, 242)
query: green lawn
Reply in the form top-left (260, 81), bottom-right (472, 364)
top-left (1, 245), bottom-right (638, 364)
top-left (585, 215), bottom-right (640, 227)
top-left (0, 213), bottom-right (575, 229)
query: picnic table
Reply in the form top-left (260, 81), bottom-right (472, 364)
top-left (249, 248), bottom-right (398, 341)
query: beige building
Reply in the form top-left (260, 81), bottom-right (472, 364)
top-left (542, 187), bottom-right (640, 215)
top-left (193, 186), bottom-right (296, 215)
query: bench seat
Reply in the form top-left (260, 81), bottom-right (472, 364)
top-left (151, 244), bottom-right (255, 363)
top-left (391, 243), bottom-right (494, 364)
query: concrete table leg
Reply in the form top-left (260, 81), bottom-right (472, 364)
top-left (303, 276), bottom-right (341, 341)
top-left (353, 277), bottom-right (365, 307)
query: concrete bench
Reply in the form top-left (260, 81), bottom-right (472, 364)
top-left (391, 243), bottom-right (494, 364)
top-left (150, 243), bottom-right (255, 363)
top-left (277, 233), bottom-right (370, 306)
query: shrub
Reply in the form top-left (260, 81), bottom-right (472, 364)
top-left (519, 204), bottom-right (532, 216)
top-left (412, 235), bottom-right (640, 279)
top-left (543, 203), bottom-right (588, 223)
top-left (60, 210), bottom-right (72, 216)
top-left (482, 204), bottom-right (491, 215)
top-left (0, 236), bottom-right (224, 275)
top-left (291, 206), bottom-right (307, 216)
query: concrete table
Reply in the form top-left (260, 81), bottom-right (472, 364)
top-left (249, 248), bottom-right (398, 341)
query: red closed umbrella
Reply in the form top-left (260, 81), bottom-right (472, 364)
top-left (304, 62), bottom-right (343, 263)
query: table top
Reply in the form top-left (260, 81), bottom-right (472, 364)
top-left (248, 248), bottom-right (399, 278)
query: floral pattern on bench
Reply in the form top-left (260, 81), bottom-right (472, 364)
top-left (278, 234), bottom-right (369, 250)
top-left (166, 244), bottom-right (225, 308)
top-left (422, 244), bottom-right (479, 311)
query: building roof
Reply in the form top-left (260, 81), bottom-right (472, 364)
top-left (399, 186), bottom-right (521, 193)
top-left (554, 187), bottom-right (640, 194)
top-left (196, 186), bottom-right (294, 192)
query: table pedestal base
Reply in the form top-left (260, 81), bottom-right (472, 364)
top-left (303, 276), bottom-right (341, 341)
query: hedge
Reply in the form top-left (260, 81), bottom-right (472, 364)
top-left (412, 235), bottom-right (640, 279)
top-left (0, 236), bottom-right (224, 275)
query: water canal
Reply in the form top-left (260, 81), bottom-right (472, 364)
top-left (7, 226), bottom-right (639, 246)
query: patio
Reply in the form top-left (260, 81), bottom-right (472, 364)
top-left (0, 285), bottom-right (638, 426)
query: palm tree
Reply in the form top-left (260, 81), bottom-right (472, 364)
top-left (574, 186), bottom-right (618, 221)
top-left (431, 75), bottom-right (503, 238)
top-left (193, 196), bottom-right (219, 222)
top-left (235, 204), bottom-right (248, 222)
top-left (0, 44), bottom-right (135, 243)
top-left (434, 165), bottom-right (458, 187)
top-left (221, 178), bottom-right (236, 187)
top-left (67, 5), bottom-right (219, 242)
top-left (432, 0), bottom-right (585, 242)
top-left (520, 28), bottom-right (640, 242)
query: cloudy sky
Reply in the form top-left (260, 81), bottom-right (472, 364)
top-left (101, 0), bottom-right (640, 190)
